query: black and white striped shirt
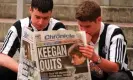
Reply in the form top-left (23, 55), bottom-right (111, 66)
top-left (0, 17), bottom-right (65, 57)
top-left (90, 22), bottom-right (130, 73)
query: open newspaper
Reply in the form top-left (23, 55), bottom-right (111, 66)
top-left (17, 28), bottom-right (91, 80)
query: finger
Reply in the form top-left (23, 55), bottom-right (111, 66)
top-left (79, 48), bottom-right (94, 53)
top-left (79, 45), bottom-right (94, 50)
top-left (82, 52), bottom-right (92, 59)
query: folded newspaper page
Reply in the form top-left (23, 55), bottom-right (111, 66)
top-left (17, 28), bottom-right (91, 80)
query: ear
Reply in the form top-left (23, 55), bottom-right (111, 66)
top-left (96, 16), bottom-right (102, 22)
top-left (77, 20), bottom-right (82, 31)
top-left (29, 7), bottom-right (33, 14)
top-left (77, 25), bottom-right (81, 31)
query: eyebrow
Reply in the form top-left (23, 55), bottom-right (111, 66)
top-left (35, 15), bottom-right (45, 18)
top-left (35, 15), bottom-right (41, 17)
top-left (80, 24), bottom-right (91, 28)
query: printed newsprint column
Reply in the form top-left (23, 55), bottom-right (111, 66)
top-left (17, 28), bottom-right (92, 80)
top-left (17, 28), bottom-right (40, 80)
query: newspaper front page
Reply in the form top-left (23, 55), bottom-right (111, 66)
top-left (17, 29), bottom-right (91, 80)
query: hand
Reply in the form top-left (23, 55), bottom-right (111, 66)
top-left (79, 45), bottom-right (95, 60)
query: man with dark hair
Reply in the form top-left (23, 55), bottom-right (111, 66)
top-left (0, 0), bottom-right (65, 80)
top-left (76, 0), bottom-right (132, 80)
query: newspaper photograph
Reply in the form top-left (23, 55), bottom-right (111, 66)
top-left (17, 29), bottom-right (91, 80)
top-left (17, 28), bottom-right (40, 80)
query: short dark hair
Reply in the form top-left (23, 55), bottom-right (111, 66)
top-left (31, 0), bottom-right (53, 13)
top-left (75, 0), bottom-right (101, 22)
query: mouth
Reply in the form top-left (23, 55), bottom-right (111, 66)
top-left (36, 26), bottom-right (45, 30)
top-left (37, 27), bottom-right (42, 30)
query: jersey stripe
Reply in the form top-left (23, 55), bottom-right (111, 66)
top-left (0, 30), bottom-right (13, 52)
top-left (115, 38), bottom-right (123, 64)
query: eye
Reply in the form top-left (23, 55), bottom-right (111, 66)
top-left (35, 16), bottom-right (41, 19)
top-left (42, 17), bottom-right (50, 20)
top-left (84, 25), bottom-right (91, 28)
top-left (80, 25), bottom-right (90, 28)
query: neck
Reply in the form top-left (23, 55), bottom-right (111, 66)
top-left (91, 31), bottom-right (100, 44)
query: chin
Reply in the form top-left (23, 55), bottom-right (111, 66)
top-left (37, 28), bottom-right (43, 31)
top-left (76, 60), bottom-right (85, 65)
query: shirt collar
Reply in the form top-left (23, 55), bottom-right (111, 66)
top-left (28, 17), bottom-right (49, 31)
top-left (90, 22), bottom-right (104, 45)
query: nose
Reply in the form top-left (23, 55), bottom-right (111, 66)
top-left (38, 19), bottom-right (44, 25)
top-left (71, 59), bottom-right (74, 64)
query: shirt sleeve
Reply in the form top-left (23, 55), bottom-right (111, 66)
top-left (109, 28), bottom-right (127, 69)
top-left (53, 22), bottom-right (66, 30)
top-left (0, 26), bottom-right (19, 57)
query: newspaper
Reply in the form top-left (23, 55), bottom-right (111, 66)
top-left (17, 28), bottom-right (91, 80)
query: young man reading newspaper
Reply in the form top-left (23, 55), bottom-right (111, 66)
top-left (76, 0), bottom-right (133, 80)
top-left (0, 0), bottom-right (65, 80)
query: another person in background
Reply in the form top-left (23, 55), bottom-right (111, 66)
top-left (68, 43), bottom-right (88, 74)
top-left (0, 0), bottom-right (65, 80)
top-left (75, 0), bottom-right (132, 80)
top-left (68, 43), bottom-right (86, 66)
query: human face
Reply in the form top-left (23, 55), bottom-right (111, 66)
top-left (77, 17), bottom-right (101, 42)
top-left (29, 8), bottom-right (52, 31)
top-left (71, 54), bottom-right (86, 65)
